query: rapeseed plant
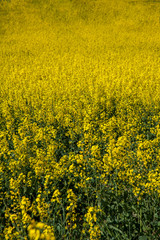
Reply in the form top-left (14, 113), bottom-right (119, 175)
top-left (0, 0), bottom-right (160, 239)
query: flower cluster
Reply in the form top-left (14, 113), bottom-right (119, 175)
top-left (84, 207), bottom-right (102, 240)
top-left (27, 220), bottom-right (55, 240)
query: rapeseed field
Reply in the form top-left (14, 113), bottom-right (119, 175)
top-left (0, 0), bottom-right (160, 239)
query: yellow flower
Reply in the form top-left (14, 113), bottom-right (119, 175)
top-left (28, 229), bottom-right (40, 240)
top-left (36, 222), bottom-right (45, 229)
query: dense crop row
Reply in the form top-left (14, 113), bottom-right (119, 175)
top-left (0, 0), bottom-right (160, 239)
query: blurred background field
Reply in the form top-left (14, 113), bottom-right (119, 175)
top-left (0, 0), bottom-right (160, 239)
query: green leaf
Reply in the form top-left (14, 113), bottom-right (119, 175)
top-left (109, 225), bottom-right (123, 234)
top-left (139, 236), bottom-right (148, 240)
